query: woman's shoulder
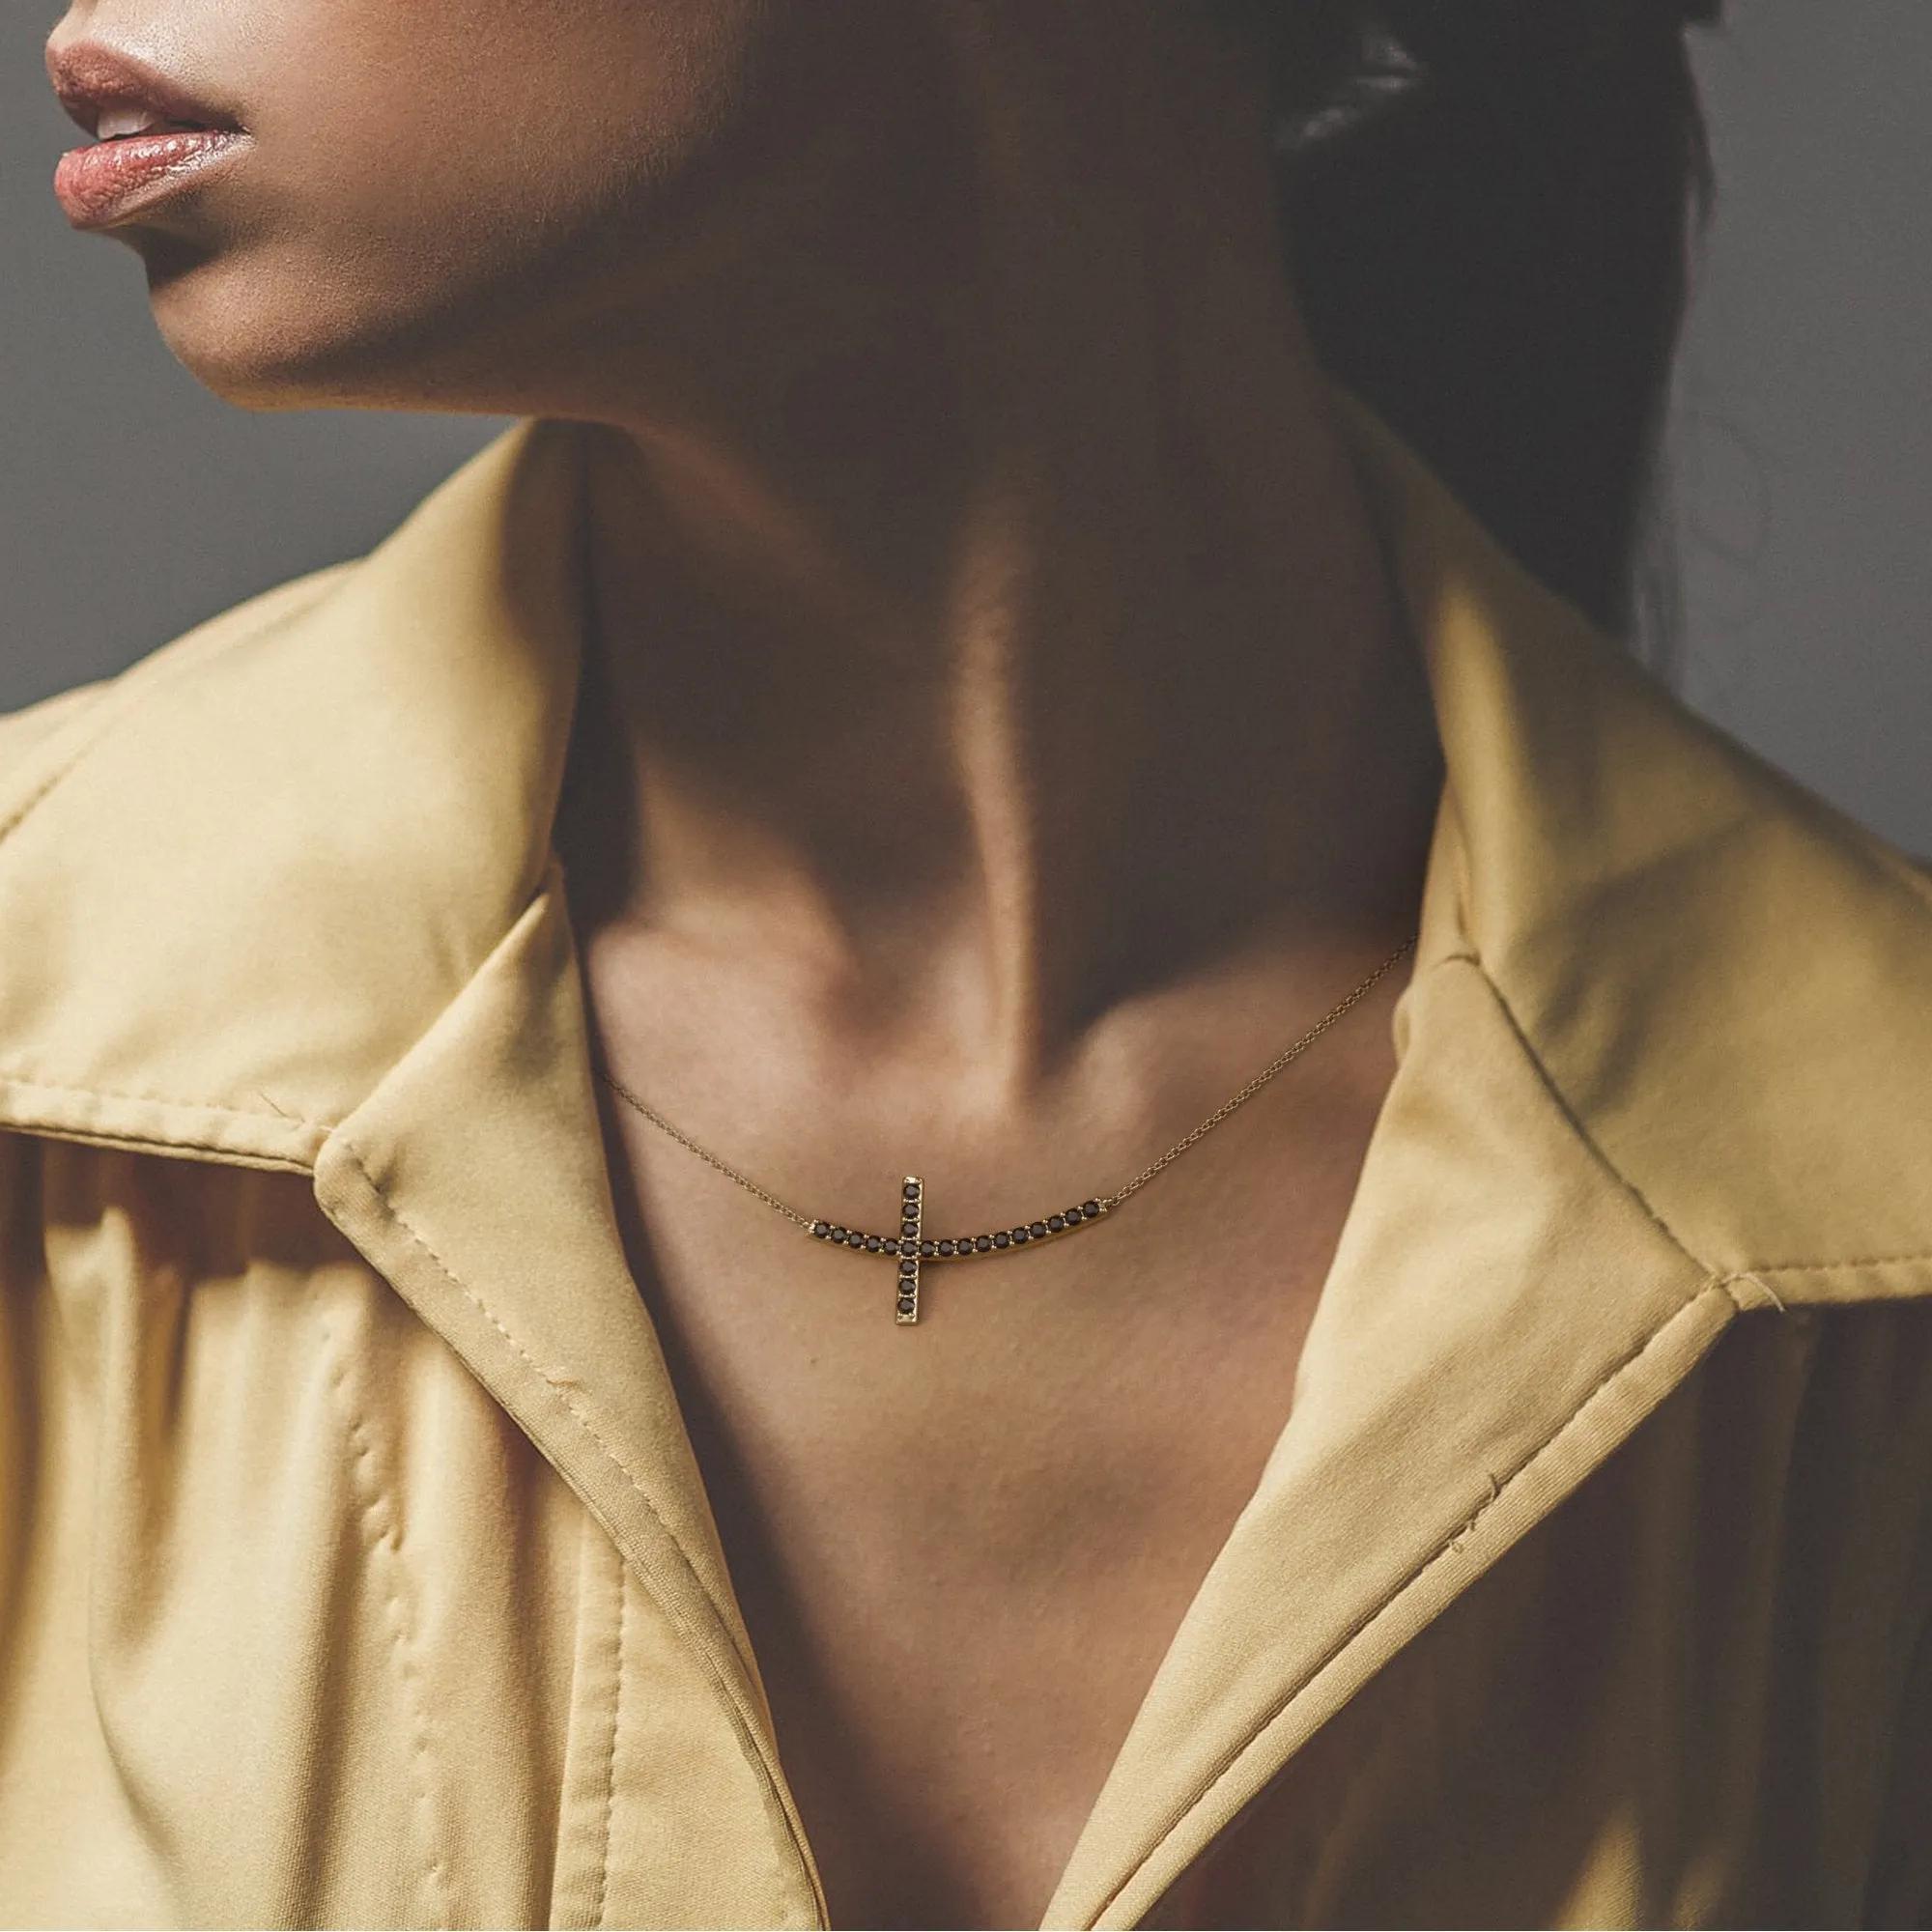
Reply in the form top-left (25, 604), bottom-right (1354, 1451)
top-left (0, 427), bottom-right (568, 1163)
top-left (0, 559), bottom-right (398, 1165)
top-left (1337, 404), bottom-right (1932, 1311)
top-left (0, 564), bottom-right (355, 806)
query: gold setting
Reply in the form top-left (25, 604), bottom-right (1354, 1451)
top-left (809, 1185), bottom-right (1112, 1324)
top-left (898, 1179), bottom-right (922, 1324)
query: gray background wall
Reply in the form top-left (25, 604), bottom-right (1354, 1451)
top-left (3, 3), bottom-right (1927, 856)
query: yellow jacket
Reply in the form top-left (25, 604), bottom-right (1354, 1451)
top-left (2, 413), bottom-right (1929, 1929)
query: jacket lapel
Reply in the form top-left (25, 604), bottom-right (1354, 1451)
top-left (313, 878), bottom-right (825, 1923)
top-left (1043, 953), bottom-right (1737, 1927)
top-left (0, 420), bottom-right (823, 1919)
top-left (1044, 401), bottom-right (1825, 1925)
top-left (0, 420), bottom-right (582, 1146)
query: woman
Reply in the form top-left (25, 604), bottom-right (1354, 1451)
top-left (4, 1), bottom-right (1929, 1926)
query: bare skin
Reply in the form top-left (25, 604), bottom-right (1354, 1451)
top-left (50, 2), bottom-right (1441, 1921)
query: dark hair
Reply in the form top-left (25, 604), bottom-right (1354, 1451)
top-left (1269, 0), bottom-right (1721, 643)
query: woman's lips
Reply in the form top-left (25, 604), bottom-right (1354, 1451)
top-left (54, 128), bottom-right (245, 229)
top-left (47, 42), bottom-right (247, 231)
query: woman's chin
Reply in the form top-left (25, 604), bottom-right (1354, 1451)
top-left (141, 255), bottom-right (465, 414)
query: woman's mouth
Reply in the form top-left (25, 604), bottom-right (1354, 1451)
top-left (48, 44), bottom-right (248, 231)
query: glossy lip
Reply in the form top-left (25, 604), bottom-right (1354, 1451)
top-left (47, 41), bottom-right (249, 230)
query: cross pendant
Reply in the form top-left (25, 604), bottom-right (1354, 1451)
top-left (895, 1176), bottom-right (924, 1325)
top-left (809, 1180), bottom-right (1109, 1325)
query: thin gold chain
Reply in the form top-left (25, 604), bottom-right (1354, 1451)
top-left (595, 937), bottom-right (1415, 1226)
top-left (595, 1073), bottom-right (817, 1229)
top-left (1100, 938), bottom-right (1414, 1208)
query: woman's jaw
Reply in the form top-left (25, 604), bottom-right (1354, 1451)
top-left (44, 0), bottom-right (1440, 1054)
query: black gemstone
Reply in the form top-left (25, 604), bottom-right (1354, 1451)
top-left (897, 1295), bottom-right (918, 1315)
top-left (993, 1231), bottom-right (1011, 1249)
top-left (975, 1236), bottom-right (993, 1253)
top-left (899, 1258), bottom-right (918, 1277)
top-left (811, 1222), bottom-right (831, 1239)
top-left (895, 1239), bottom-right (914, 1258)
top-left (1048, 1214), bottom-right (1066, 1233)
top-left (1030, 1221), bottom-right (1049, 1239)
top-left (900, 1224), bottom-right (919, 1241)
top-left (864, 1236), bottom-right (883, 1253)
top-left (903, 1181), bottom-right (922, 1199)
top-left (1011, 1226), bottom-right (1031, 1244)
top-left (1063, 1206), bottom-right (1084, 1225)
top-left (1084, 1200), bottom-right (1102, 1218)
top-left (920, 1240), bottom-right (936, 1257)
top-left (937, 1240), bottom-right (955, 1256)
top-left (830, 1227), bottom-right (848, 1243)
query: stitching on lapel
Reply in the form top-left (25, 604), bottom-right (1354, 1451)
top-left (1460, 959), bottom-right (1718, 1276)
top-left (1091, 1280), bottom-right (1736, 1926)
top-left (307, 1266), bottom-right (460, 1928)
top-left (328, 1133), bottom-right (829, 1929)
top-left (0, 1068), bottom-right (331, 1132)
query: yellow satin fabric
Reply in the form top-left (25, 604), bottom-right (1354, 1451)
top-left (2, 410), bottom-right (1928, 1928)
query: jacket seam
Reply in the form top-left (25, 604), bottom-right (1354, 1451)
top-left (1450, 953), bottom-right (1720, 1279)
top-left (0, 653), bottom-right (205, 848)
top-left (0, 568), bottom-right (349, 854)
top-left (592, 1563), bottom-right (630, 1932)
top-left (0, 741), bottom-right (100, 849)
top-left (0, 1122), bottom-right (315, 1173)
top-left (1751, 1251), bottom-right (1932, 1274)
top-left (1452, 954), bottom-right (1932, 1290)
top-left (1094, 1278), bottom-right (1734, 1925)
top-left (0, 1066), bottom-right (332, 1132)
top-left (305, 1273), bottom-right (457, 1929)
top-left (330, 1134), bottom-right (828, 1929)
top-left (0, 684), bottom-right (119, 844)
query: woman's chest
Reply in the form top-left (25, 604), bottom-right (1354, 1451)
top-left (631, 1195), bottom-right (1344, 1927)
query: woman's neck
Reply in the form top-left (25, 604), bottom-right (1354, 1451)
top-left (560, 11), bottom-right (1441, 1081)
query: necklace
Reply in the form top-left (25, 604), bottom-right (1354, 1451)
top-left (598, 938), bottom-right (1414, 1325)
